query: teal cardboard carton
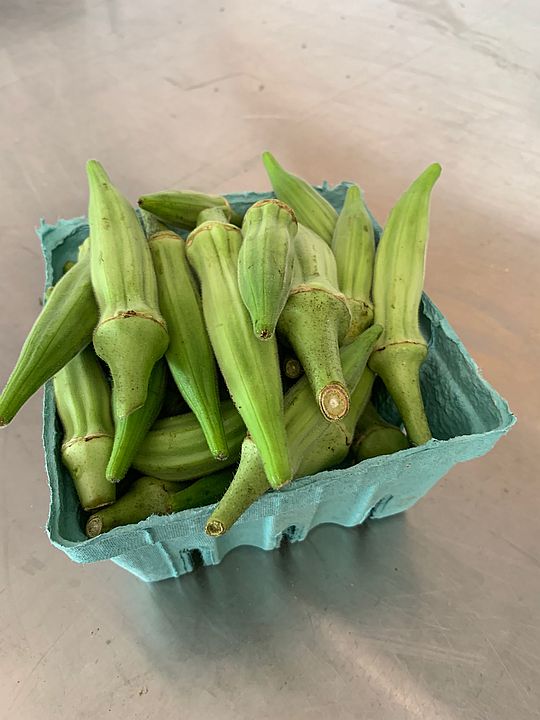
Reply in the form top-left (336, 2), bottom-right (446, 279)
top-left (41, 185), bottom-right (515, 582)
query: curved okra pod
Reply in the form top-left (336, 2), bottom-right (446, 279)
top-left (369, 163), bottom-right (441, 446)
top-left (277, 224), bottom-right (352, 421)
top-left (138, 189), bottom-right (233, 229)
top-left (133, 400), bottom-right (245, 481)
top-left (0, 243), bottom-right (97, 426)
top-left (262, 151), bottom-right (337, 243)
top-left (331, 184), bottom-right (375, 344)
top-left (86, 469), bottom-right (233, 537)
top-left (237, 199), bottom-right (298, 340)
top-left (186, 220), bottom-right (292, 488)
top-left (204, 439), bottom-right (265, 536)
top-left (142, 210), bottom-right (228, 460)
top-left (352, 402), bottom-right (409, 460)
top-left (87, 160), bottom-right (169, 418)
top-left (205, 324), bottom-right (381, 536)
top-left (106, 359), bottom-right (167, 482)
top-left (54, 346), bottom-right (115, 511)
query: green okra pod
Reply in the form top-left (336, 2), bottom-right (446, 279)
top-left (369, 163), bottom-right (441, 446)
top-left (331, 184), bottom-right (375, 344)
top-left (238, 199), bottom-right (298, 340)
top-left (86, 160), bottom-right (169, 418)
top-left (54, 346), bottom-right (115, 511)
top-left (86, 469), bottom-right (233, 537)
top-left (277, 224), bottom-right (352, 421)
top-left (299, 367), bottom-right (376, 476)
top-left (197, 206), bottom-right (231, 225)
top-left (205, 324), bottom-right (381, 536)
top-left (262, 151), bottom-right (337, 243)
top-left (106, 359), bottom-right (167, 483)
top-left (0, 242), bottom-right (97, 427)
top-left (159, 369), bottom-right (191, 419)
top-left (142, 210), bottom-right (228, 460)
top-left (133, 400), bottom-right (245, 481)
top-left (352, 402), bottom-right (409, 460)
top-left (138, 189), bottom-right (233, 229)
top-left (186, 220), bottom-right (292, 488)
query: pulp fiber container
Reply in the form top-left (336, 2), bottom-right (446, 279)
top-left (41, 184), bottom-right (515, 582)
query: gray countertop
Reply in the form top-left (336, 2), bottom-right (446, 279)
top-left (1, 1), bottom-right (538, 718)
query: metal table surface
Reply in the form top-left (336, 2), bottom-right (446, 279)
top-left (0, 1), bottom-right (538, 718)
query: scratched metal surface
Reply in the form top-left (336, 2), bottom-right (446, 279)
top-left (0, 1), bottom-right (538, 718)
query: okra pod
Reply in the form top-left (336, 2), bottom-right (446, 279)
top-left (369, 163), bottom-right (441, 445)
top-left (87, 160), bottom-right (169, 418)
top-left (86, 469), bottom-right (233, 537)
top-left (54, 346), bottom-right (115, 511)
top-left (133, 400), bottom-right (245, 481)
top-left (0, 245), bottom-right (97, 426)
top-left (186, 220), bottom-right (291, 488)
top-left (277, 224), bottom-right (352, 420)
top-left (142, 210), bottom-right (228, 460)
top-left (106, 359), bottom-right (167, 482)
top-left (262, 151), bottom-right (337, 243)
top-left (238, 199), bottom-right (297, 340)
top-left (138, 190), bottom-right (233, 229)
top-left (352, 402), bottom-right (409, 460)
top-left (331, 184), bottom-right (375, 343)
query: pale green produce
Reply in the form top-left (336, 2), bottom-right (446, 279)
top-left (369, 163), bottom-right (441, 446)
top-left (132, 400), bottom-right (245, 481)
top-left (277, 224), bottom-right (352, 421)
top-left (0, 241), bottom-right (97, 426)
top-left (106, 360), bottom-right (167, 483)
top-left (205, 324), bottom-right (381, 536)
top-left (0, 151), bottom-right (442, 535)
top-left (87, 160), bottom-right (169, 419)
top-left (262, 151), bottom-right (337, 243)
top-left (238, 199), bottom-right (298, 340)
top-left (54, 346), bottom-right (115, 511)
top-left (86, 470), bottom-right (233, 537)
top-left (331, 184), bottom-right (375, 344)
top-left (138, 189), bottom-right (234, 229)
top-left (353, 402), bottom-right (409, 460)
top-left (186, 219), bottom-right (292, 489)
top-left (143, 210), bottom-right (228, 460)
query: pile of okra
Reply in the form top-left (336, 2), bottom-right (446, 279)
top-left (0, 153), bottom-right (440, 538)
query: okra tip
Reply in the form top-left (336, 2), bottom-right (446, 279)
top-left (205, 519), bottom-right (225, 537)
top-left (86, 515), bottom-right (103, 538)
top-left (344, 183), bottom-right (362, 202)
top-left (319, 383), bottom-right (350, 421)
top-left (254, 321), bottom-right (274, 341)
top-left (261, 151), bottom-right (287, 184)
top-left (261, 150), bottom-right (279, 171)
top-left (284, 357), bottom-right (302, 379)
top-left (418, 163), bottom-right (442, 188)
top-left (86, 159), bottom-right (110, 185)
top-left (105, 470), bottom-right (122, 484)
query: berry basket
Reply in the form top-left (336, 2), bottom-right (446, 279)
top-left (41, 184), bottom-right (515, 582)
